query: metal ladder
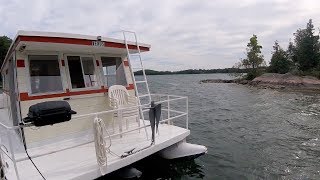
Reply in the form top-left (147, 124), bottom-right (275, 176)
top-left (122, 30), bottom-right (151, 139)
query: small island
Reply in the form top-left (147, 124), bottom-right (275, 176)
top-left (200, 73), bottom-right (320, 92)
top-left (201, 19), bottom-right (320, 92)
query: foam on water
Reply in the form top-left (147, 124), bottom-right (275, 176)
top-left (107, 74), bottom-right (320, 179)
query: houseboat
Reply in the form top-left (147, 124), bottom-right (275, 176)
top-left (0, 30), bottom-right (207, 179)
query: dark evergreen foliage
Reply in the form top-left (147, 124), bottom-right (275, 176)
top-left (268, 41), bottom-right (292, 74)
top-left (280, 19), bottom-right (320, 78)
top-left (0, 36), bottom-right (12, 67)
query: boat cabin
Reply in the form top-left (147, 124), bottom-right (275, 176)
top-left (0, 31), bottom-right (204, 180)
top-left (1, 31), bottom-right (150, 147)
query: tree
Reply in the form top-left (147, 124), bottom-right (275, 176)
top-left (292, 19), bottom-right (320, 71)
top-left (237, 34), bottom-right (265, 80)
top-left (268, 41), bottom-right (292, 74)
top-left (0, 36), bottom-right (12, 67)
top-left (287, 41), bottom-right (296, 64)
top-left (241, 34), bottom-right (265, 69)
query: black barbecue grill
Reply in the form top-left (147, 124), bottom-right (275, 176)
top-left (23, 101), bottom-right (77, 127)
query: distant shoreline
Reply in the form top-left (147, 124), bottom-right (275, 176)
top-left (200, 73), bottom-right (320, 93)
top-left (134, 69), bottom-right (249, 75)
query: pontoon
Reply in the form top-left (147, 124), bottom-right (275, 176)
top-left (0, 30), bottom-right (207, 179)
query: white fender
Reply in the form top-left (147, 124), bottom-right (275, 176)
top-left (158, 141), bottom-right (207, 159)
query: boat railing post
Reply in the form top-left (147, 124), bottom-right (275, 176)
top-left (186, 97), bottom-right (189, 130)
top-left (118, 107), bottom-right (123, 138)
top-left (167, 95), bottom-right (171, 125)
top-left (6, 129), bottom-right (20, 180)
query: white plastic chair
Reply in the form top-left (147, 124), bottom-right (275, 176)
top-left (108, 85), bottom-right (140, 134)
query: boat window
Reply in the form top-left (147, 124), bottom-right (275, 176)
top-left (29, 55), bottom-right (63, 94)
top-left (67, 56), bottom-right (97, 89)
top-left (82, 57), bottom-right (97, 87)
top-left (101, 57), bottom-right (127, 87)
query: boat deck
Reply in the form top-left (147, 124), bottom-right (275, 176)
top-left (5, 123), bottom-right (189, 180)
top-left (1, 93), bottom-right (190, 180)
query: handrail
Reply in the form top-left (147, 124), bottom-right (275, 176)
top-left (0, 93), bottom-right (189, 179)
top-left (0, 93), bottom-right (187, 130)
top-left (15, 113), bottom-right (188, 162)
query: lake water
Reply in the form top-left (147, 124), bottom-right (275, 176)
top-left (126, 74), bottom-right (320, 180)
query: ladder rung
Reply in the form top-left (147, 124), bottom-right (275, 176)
top-left (138, 94), bottom-right (150, 98)
top-left (129, 54), bottom-right (140, 56)
top-left (135, 80), bottom-right (147, 84)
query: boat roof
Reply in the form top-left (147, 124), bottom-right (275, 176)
top-left (1, 30), bottom-right (151, 71)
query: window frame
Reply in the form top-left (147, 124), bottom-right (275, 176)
top-left (100, 56), bottom-right (128, 88)
top-left (26, 53), bottom-right (65, 95)
top-left (64, 54), bottom-right (99, 91)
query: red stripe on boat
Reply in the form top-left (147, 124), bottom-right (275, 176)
top-left (16, 59), bottom-right (25, 67)
top-left (123, 61), bottom-right (129, 66)
top-left (18, 36), bottom-right (150, 51)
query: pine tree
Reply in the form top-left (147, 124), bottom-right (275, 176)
top-left (0, 36), bottom-right (12, 67)
top-left (269, 41), bottom-right (292, 74)
top-left (293, 19), bottom-right (320, 71)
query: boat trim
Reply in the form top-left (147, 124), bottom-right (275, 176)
top-left (19, 84), bottom-right (135, 101)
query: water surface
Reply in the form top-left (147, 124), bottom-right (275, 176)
top-left (134, 74), bottom-right (320, 180)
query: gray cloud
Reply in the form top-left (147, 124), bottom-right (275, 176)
top-left (0, 0), bottom-right (320, 70)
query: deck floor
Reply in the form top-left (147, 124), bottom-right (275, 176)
top-left (5, 123), bottom-right (189, 180)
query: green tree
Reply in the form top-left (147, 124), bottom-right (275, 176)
top-left (268, 41), bottom-right (292, 74)
top-left (292, 19), bottom-right (320, 71)
top-left (287, 41), bottom-right (296, 64)
top-left (242, 34), bottom-right (265, 69)
top-left (0, 36), bottom-right (12, 67)
top-left (240, 34), bottom-right (265, 80)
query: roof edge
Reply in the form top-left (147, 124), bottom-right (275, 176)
top-left (1, 30), bottom-right (151, 72)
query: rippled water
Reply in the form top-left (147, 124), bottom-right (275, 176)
top-left (130, 74), bottom-right (320, 180)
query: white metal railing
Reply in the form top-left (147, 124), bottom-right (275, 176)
top-left (0, 94), bottom-right (188, 180)
top-left (0, 93), bottom-right (4, 109)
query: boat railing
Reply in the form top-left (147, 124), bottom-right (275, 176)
top-left (0, 93), bottom-right (188, 180)
top-left (0, 93), bottom-right (4, 109)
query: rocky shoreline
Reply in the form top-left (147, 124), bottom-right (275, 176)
top-left (200, 73), bottom-right (320, 92)
top-left (200, 79), bottom-right (249, 84)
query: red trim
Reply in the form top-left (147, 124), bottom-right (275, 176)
top-left (16, 59), bottom-right (25, 67)
top-left (18, 36), bottom-right (150, 51)
top-left (20, 84), bottom-right (135, 101)
top-left (61, 60), bottom-right (65, 66)
top-left (96, 60), bottom-right (100, 66)
top-left (127, 84), bottom-right (135, 90)
top-left (20, 36), bottom-right (91, 45)
top-left (20, 88), bottom-right (108, 101)
top-left (1, 35), bottom-right (150, 72)
top-left (68, 89), bottom-right (107, 96)
top-left (123, 61), bottom-right (129, 66)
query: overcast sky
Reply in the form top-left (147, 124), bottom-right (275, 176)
top-left (1, 0), bottom-right (320, 71)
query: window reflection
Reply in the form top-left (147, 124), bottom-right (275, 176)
top-left (29, 55), bottom-right (63, 94)
top-left (101, 57), bottom-right (127, 87)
